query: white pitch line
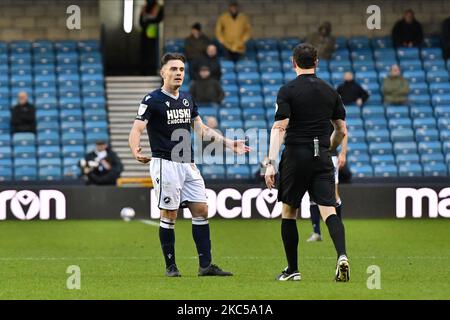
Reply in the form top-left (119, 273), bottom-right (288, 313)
top-left (139, 219), bottom-right (159, 227)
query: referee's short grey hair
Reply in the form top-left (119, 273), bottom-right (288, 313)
top-left (293, 43), bottom-right (318, 69)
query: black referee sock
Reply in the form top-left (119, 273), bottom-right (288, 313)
top-left (159, 218), bottom-right (176, 268)
top-left (192, 217), bottom-right (212, 268)
top-left (310, 204), bottom-right (321, 234)
top-left (281, 219), bottom-right (299, 273)
top-left (325, 214), bottom-right (347, 258)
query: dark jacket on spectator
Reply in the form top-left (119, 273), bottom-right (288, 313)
top-left (442, 17), bottom-right (450, 60)
top-left (392, 19), bottom-right (423, 47)
top-left (184, 34), bottom-right (210, 63)
top-left (337, 80), bottom-right (369, 105)
top-left (190, 78), bottom-right (224, 104)
top-left (84, 148), bottom-right (123, 185)
top-left (11, 102), bottom-right (36, 133)
top-left (192, 56), bottom-right (222, 81)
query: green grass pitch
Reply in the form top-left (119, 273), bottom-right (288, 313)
top-left (0, 219), bottom-right (449, 299)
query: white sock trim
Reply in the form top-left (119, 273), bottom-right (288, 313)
top-left (192, 217), bottom-right (209, 225)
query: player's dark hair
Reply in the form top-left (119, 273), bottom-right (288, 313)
top-left (160, 52), bottom-right (186, 68)
top-left (292, 43), bottom-right (318, 69)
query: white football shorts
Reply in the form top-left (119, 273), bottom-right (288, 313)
top-left (150, 158), bottom-right (207, 210)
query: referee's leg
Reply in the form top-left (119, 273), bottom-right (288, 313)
top-left (281, 203), bottom-right (299, 275)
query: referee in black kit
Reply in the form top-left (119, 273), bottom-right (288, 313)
top-left (264, 43), bottom-right (349, 282)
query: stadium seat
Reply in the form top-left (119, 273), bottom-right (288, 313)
top-left (350, 164), bottom-right (373, 177)
top-left (366, 129), bottom-right (390, 143)
top-left (374, 164), bottom-right (398, 177)
top-left (37, 131), bottom-right (60, 146)
top-left (14, 166), bottom-right (37, 181)
top-left (364, 118), bottom-right (387, 130)
top-left (38, 146), bottom-right (61, 158)
top-left (371, 154), bottom-right (396, 166)
top-left (396, 153), bottom-right (420, 165)
top-left (421, 153), bottom-right (445, 164)
top-left (369, 142), bottom-right (393, 155)
top-left (62, 145), bottom-right (85, 158)
top-left (39, 166), bottom-right (62, 181)
top-left (226, 165), bottom-right (251, 179)
top-left (348, 130), bottom-right (366, 143)
top-left (394, 142), bottom-right (417, 155)
top-left (390, 128), bottom-right (414, 142)
top-left (418, 141), bottom-right (442, 154)
top-left (202, 165), bottom-right (225, 180)
top-left (12, 132), bottom-right (35, 146)
top-left (410, 106), bottom-right (433, 118)
top-left (398, 163), bottom-right (423, 177)
top-left (423, 163), bottom-right (447, 177)
top-left (415, 128), bottom-right (439, 142)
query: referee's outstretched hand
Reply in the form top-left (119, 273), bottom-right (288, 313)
top-left (133, 147), bottom-right (151, 164)
top-left (230, 140), bottom-right (251, 155)
top-left (264, 165), bottom-right (276, 190)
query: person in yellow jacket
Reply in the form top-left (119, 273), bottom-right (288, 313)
top-left (215, 1), bottom-right (252, 62)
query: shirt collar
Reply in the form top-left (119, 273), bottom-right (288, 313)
top-left (161, 88), bottom-right (179, 100)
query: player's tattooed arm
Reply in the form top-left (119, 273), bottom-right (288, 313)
top-left (330, 119), bottom-right (347, 154)
top-left (265, 118), bottom-right (289, 189)
top-left (191, 116), bottom-right (250, 155)
top-left (129, 120), bottom-right (151, 164)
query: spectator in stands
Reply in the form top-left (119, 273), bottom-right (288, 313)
top-left (442, 17), bottom-right (450, 60)
top-left (190, 65), bottom-right (224, 104)
top-left (215, 1), bottom-right (252, 62)
top-left (337, 72), bottom-right (369, 106)
top-left (11, 91), bottom-right (36, 134)
top-left (184, 23), bottom-right (210, 68)
top-left (382, 65), bottom-right (409, 105)
top-left (392, 9), bottom-right (423, 48)
top-left (192, 44), bottom-right (222, 81)
top-left (306, 22), bottom-right (335, 60)
top-left (139, 0), bottom-right (164, 75)
top-left (80, 140), bottom-right (123, 185)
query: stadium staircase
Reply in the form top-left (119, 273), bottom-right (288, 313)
top-left (106, 76), bottom-right (160, 177)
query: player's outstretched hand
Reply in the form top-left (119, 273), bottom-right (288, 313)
top-left (230, 140), bottom-right (251, 154)
top-left (133, 147), bottom-right (151, 164)
top-left (264, 165), bottom-right (276, 190)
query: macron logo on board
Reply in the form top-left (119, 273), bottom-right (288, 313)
top-left (396, 188), bottom-right (450, 218)
top-left (0, 190), bottom-right (66, 220)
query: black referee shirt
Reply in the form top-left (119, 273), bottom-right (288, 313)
top-left (275, 73), bottom-right (346, 148)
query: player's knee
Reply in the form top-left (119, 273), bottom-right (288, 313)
top-left (161, 209), bottom-right (178, 221)
top-left (195, 205), bottom-right (208, 218)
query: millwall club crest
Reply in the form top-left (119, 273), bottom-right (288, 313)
top-left (165, 101), bottom-right (170, 108)
top-left (182, 99), bottom-right (189, 107)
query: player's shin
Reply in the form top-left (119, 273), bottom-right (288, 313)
top-left (159, 217), bottom-right (177, 268)
top-left (192, 217), bottom-right (212, 268)
top-left (325, 214), bottom-right (347, 258)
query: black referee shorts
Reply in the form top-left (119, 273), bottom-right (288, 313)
top-left (277, 144), bottom-right (336, 208)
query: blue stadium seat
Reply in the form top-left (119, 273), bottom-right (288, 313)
top-left (14, 157), bottom-right (37, 168)
top-left (390, 128), bottom-right (414, 142)
top-left (364, 117), bottom-right (387, 130)
top-left (202, 165), bottom-right (225, 179)
top-left (239, 84), bottom-right (262, 97)
top-left (62, 145), bottom-right (85, 158)
top-left (369, 142), bottom-right (393, 155)
top-left (261, 72), bottom-right (283, 85)
top-left (397, 47), bottom-right (419, 60)
top-left (0, 166), bottom-right (13, 181)
top-left (86, 132), bottom-right (109, 144)
top-left (362, 106), bottom-right (385, 118)
top-left (61, 121), bottom-right (83, 133)
top-left (350, 164), bottom-right (373, 177)
top-left (62, 132), bottom-right (85, 145)
top-left (432, 94), bottom-right (450, 106)
top-left (396, 153), bottom-right (420, 165)
top-left (394, 142), bottom-right (417, 154)
top-left (421, 153), bottom-right (444, 164)
top-left (412, 117), bottom-right (436, 130)
top-left (374, 164), bottom-right (398, 177)
top-left (244, 120), bottom-right (267, 130)
top-left (436, 105), bottom-right (450, 118)
top-left (14, 166), bottom-right (37, 181)
top-left (39, 158), bottom-right (62, 167)
top-left (355, 71), bottom-right (378, 84)
top-left (237, 72), bottom-right (260, 85)
top-left (226, 165), bottom-right (251, 179)
top-left (399, 59), bottom-right (422, 71)
top-left (388, 118), bottom-right (412, 129)
top-left (0, 134), bottom-right (10, 146)
top-left (13, 145), bottom-right (36, 158)
top-left (349, 37), bottom-right (371, 50)
top-left (39, 166), bottom-right (62, 181)
top-left (426, 70), bottom-right (448, 83)
top-left (279, 37), bottom-right (300, 50)
top-left (348, 153), bottom-right (370, 165)
top-left (84, 109), bottom-right (107, 121)
top-left (220, 119), bottom-right (243, 131)
top-left (398, 163), bottom-right (422, 177)
top-left (37, 131), bottom-right (60, 146)
top-left (418, 141), bottom-right (442, 154)
top-left (438, 118), bottom-right (450, 130)
top-left (423, 163), bottom-right (447, 177)
top-left (430, 83), bottom-right (450, 95)
top-left (37, 109), bottom-right (59, 122)
top-left (366, 129), bottom-right (390, 143)
top-left (331, 49), bottom-right (350, 61)
top-left (440, 130), bottom-right (450, 141)
top-left (12, 132), bottom-right (35, 146)
top-left (403, 70), bottom-right (426, 83)
top-left (222, 96), bottom-right (239, 108)
top-left (424, 60), bottom-right (446, 72)
top-left (199, 107), bottom-right (218, 119)
top-left (329, 61), bottom-right (351, 73)
top-left (353, 61), bottom-right (375, 72)
top-left (421, 47), bottom-right (442, 60)
top-left (409, 82), bottom-right (429, 95)
top-left (348, 129), bottom-right (366, 143)
top-left (371, 154), bottom-right (396, 166)
top-left (386, 106), bottom-right (409, 118)
top-left (0, 146), bottom-right (12, 159)
top-left (240, 96), bottom-right (263, 109)
top-left (38, 146), bottom-right (61, 158)
top-left (54, 40), bottom-right (77, 52)
top-left (243, 108), bottom-right (265, 120)
top-left (415, 128), bottom-right (439, 142)
top-left (410, 106), bottom-right (433, 118)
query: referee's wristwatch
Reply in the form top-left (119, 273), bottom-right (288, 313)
top-left (263, 159), bottom-right (277, 167)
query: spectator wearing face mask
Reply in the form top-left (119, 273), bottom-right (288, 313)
top-left (336, 72), bottom-right (369, 106)
top-left (80, 140), bottom-right (123, 185)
